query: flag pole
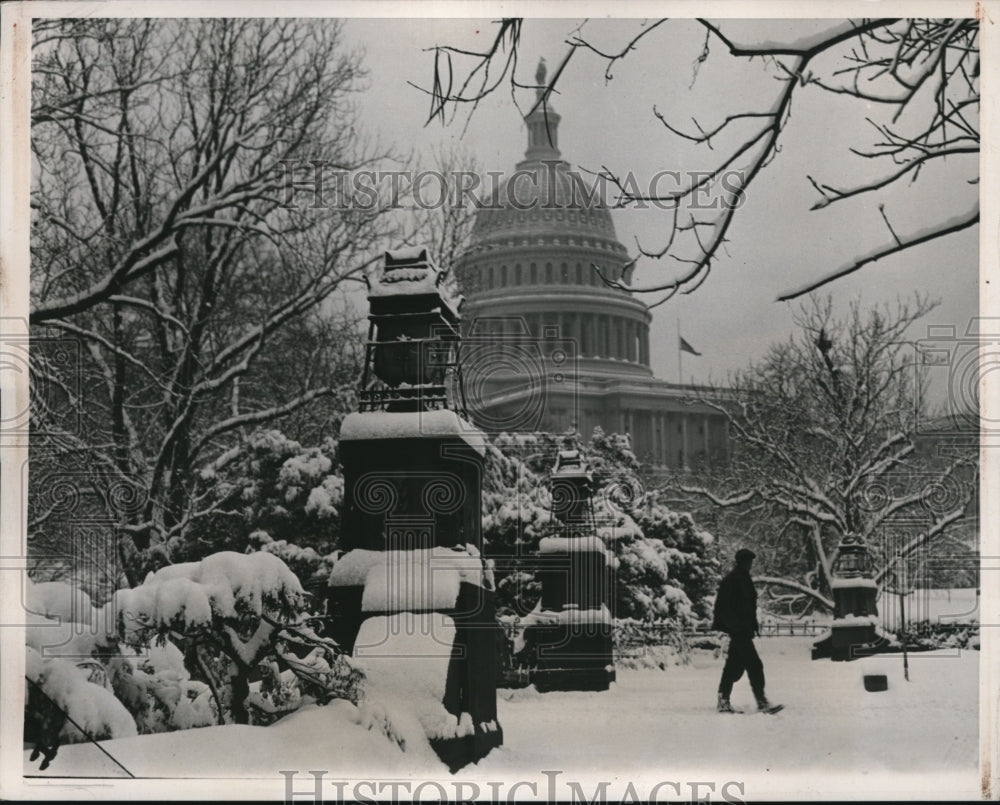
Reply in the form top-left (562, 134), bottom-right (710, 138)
top-left (677, 318), bottom-right (682, 385)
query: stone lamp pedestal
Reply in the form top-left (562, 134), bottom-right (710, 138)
top-left (326, 248), bottom-right (502, 770)
top-left (519, 450), bottom-right (615, 691)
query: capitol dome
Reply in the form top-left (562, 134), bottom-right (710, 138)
top-left (456, 60), bottom-right (652, 382)
top-left (453, 61), bottom-right (730, 473)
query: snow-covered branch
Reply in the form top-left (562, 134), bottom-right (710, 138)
top-left (776, 202), bottom-right (979, 301)
top-left (422, 17), bottom-right (978, 300)
top-left (755, 576), bottom-right (833, 611)
top-left (31, 239), bottom-right (180, 324)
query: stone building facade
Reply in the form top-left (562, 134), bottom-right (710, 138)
top-left (454, 65), bottom-right (730, 470)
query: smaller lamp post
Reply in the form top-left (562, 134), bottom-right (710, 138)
top-left (519, 449), bottom-right (616, 691)
top-left (812, 534), bottom-right (889, 661)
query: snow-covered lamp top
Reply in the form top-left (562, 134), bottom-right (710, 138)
top-left (552, 449), bottom-right (592, 482)
top-left (831, 534), bottom-right (874, 579)
top-left (363, 247), bottom-right (467, 407)
top-left (549, 448), bottom-right (595, 526)
top-left (368, 247), bottom-right (463, 319)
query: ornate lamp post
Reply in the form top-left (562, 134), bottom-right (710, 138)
top-left (520, 449), bottom-right (616, 691)
top-left (362, 246), bottom-right (462, 411)
top-left (326, 247), bottom-right (502, 770)
top-left (812, 534), bottom-right (889, 661)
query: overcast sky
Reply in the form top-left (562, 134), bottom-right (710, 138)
top-left (340, 17), bottom-right (979, 408)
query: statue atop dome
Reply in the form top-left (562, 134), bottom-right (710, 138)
top-left (535, 57), bottom-right (547, 90)
top-left (524, 57), bottom-right (560, 161)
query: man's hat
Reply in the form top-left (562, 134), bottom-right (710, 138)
top-left (735, 548), bottom-right (756, 563)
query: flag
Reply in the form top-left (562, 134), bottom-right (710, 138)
top-left (679, 336), bottom-right (701, 356)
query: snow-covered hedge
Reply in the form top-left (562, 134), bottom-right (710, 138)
top-left (897, 621), bottom-right (980, 651)
top-left (111, 550), bottom-right (305, 644)
top-left (26, 646), bottom-right (138, 741)
top-left (181, 429), bottom-right (345, 585)
top-left (24, 580), bottom-right (138, 768)
top-left (25, 549), bottom-right (361, 774)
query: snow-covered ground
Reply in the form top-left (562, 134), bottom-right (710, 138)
top-left (469, 638), bottom-right (979, 801)
top-left (903, 587), bottom-right (979, 623)
top-left (22, 638), bottom-right (978, 800)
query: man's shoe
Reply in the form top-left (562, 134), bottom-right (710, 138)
top-left (755, 695), bottom-right (784, 714)
top-left (717, 693), bottom-right (741, 713)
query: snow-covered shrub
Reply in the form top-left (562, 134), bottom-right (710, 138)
top-left (23, 577), bottom-right (218, 747)
top-left (26, 645), bottom-right (137, 766)
top-left (619, 491), bottom-right (721, 624)
top-left (612, 618), bottom-right (695, 670)
top-left (895, 621), bottom-right (980, 651)
top-left (24, 579), bottom-right (137, 767)
top-left (182, 429), bottom-right (345, 587)
top-left (249, 529), bottom-right (337, 588)
top-left (104, 550), bottom-right (363, 727)
top-left (106, 641), bottom-right (217, 734)
top-left (25, 580), bottom-right (95, 625)
top-left (247, 626), bottom-right (364, 726)
top-left (481, 436), bottom-right (556, 615)
top-left (107, 551), bottom-right (307, 724)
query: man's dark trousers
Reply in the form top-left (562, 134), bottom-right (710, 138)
top-left (719, 632), bottom-right (765, 698)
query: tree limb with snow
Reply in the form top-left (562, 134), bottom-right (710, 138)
top-left (419, 18), bottom-right (978, 302)
top-left (29, 19), bottom-right (394, 582)
top-left (668, 295), bottom-right (978, 612)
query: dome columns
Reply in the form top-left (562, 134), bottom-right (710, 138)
top-left (466, 303), bottom-right (650, 368)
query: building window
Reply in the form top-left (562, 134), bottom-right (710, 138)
top-left (530, 263), bottom-right (538, 284)
top-left (545, 263), bottom-right (553, 283)
top-left (500, 265), bottom-right (508, 285)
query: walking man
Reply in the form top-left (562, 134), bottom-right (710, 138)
top-left (712, 548), bottom-right (782, 714)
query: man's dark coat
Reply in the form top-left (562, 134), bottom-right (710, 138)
top-left (712, 567), bottom-right (759, 636)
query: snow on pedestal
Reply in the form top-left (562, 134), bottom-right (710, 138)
top-left (340, 410), bottom-right (486, 454)
top-left (328, 533), bottom-right (503, 770)
top-left (353, 611), bottom-right (497, 755)
top-left (520, 602), bottom-right (614, 627)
